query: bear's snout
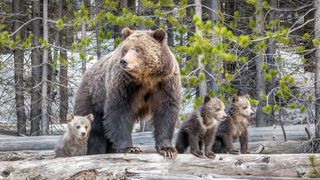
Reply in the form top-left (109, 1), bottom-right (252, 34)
top-left (222, 115), bottom-right (227, 120)
top-left (120, 59), bottom-right (128, 67)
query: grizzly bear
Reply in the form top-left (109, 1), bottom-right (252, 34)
top-left (55, 113), bottom-right (94, 157)
top-left (73, 28), bottom-right (181, 158)
top-left (175, 95), bottom-right (227, 159)
top-left (212, 95), bottom-right (255, 154)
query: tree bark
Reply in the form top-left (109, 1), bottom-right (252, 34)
top-left (12, 0), bottom-right (26, 135)
top-left (265, 0), bottom-right (278, 126)
top-left (0, 124), bottom-right (312, 152)
top-left (94, 0), bottom-right (101, 59)
top-left (30, 0), bottom-right (42, 136)
top-left (41, 0), bottom-right (49, 135)
top-left (59, 2), bottom-right (68, 124)
top-left (81, 2), bottom-right (87, 74)
top-left (255, 0), bottom-right (267, 127)
top-left (0, 153), bottom-right (315, 179)
top-left (203, 0), bottom-right (220, 93)
top-left (314, 0), bottom-right (320, 142)
top-left (195, 0), bottom-right (207, 98)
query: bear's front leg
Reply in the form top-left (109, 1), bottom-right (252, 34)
top-left (203, 128), bottom-right (216, 159)
top-left (102, 74), bottom-right (143, 154)
top-left (152, 79), bottom-right (181, 159)
top-left (103, 101), bottom-right (143, 153)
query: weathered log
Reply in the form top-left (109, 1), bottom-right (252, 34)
top-left (0, 153), bottom-right (317, 179)
top-left (0, 124), bottom-right (312, 152)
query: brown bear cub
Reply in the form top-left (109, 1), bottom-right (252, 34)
top-left (212, 95), bottom-right (254, 154)
top-left (175, 96), bottom-right (227, 159)
top-left (54, 113), bottom-right (94, 157)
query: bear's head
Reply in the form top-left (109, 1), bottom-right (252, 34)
top-left (118, 28), bottom-right (175, 81)
top-left (66, 113), bottom-right (94, 140)
top-left (202, 95), bottom-right (227, 122)
top-left (230, 95), bottom-right (255, 118)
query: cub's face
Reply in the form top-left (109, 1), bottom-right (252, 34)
top-left (118, 28), bottom-right (168, 78)
top-left (67, 113), bottom-right (94, 140)
top-left (232, 95), bottom-right (255, 117)
top-left (203, 96), bottom-right (227, 121)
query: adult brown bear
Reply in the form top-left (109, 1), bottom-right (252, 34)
top-left (74, 28), bottom-right (181, 158)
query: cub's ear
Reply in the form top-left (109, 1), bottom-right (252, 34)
top-left (86, 114), bottom-right (94, 122)
top-left (244, 94), bottom-right (250, 99)
top-left (152, 28), bottom-right (165, 43)
top-left (121, 27), bottom-right (133, 40)
top-left (204, 95), bottom-right (211, 103)
top-left (231, 95), bottom-right (239, 103)
top-left (66, 113), bottom-right (74, 122)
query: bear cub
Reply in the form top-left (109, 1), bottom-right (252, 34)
top-left (212, 95), bottom-right (254, 154)
top-left (54, 113), bottom-right (94, 157)
top-left (175, 95), bottom-right (227, 159)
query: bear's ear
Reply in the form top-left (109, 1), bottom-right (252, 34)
top-left (204, 95), bottom-right (211, 103)
top-left (152, 28), bottom-right (166, 43)
top-left (244, 94), bottom-right (250, 99)
top-left (66, 113), bottom-right (74, 122)
top-left (121, 27), bottom-right (133, 40)
top-left (86, 114), bottom-right (94, 122)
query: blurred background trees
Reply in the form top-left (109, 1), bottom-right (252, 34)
top-left (0, 0), bottom-right (319, 151)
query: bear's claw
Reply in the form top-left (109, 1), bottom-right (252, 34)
top-left (230, 150), bottom-right (240, 155)
top-left (125, 147), bottom-right (143, 153)
top-left (159, 147), bottom-right (177, 159)
top-left (205, 151), bottom-right (216, 159)
top-left (191, 150), bottom-right (205, 158)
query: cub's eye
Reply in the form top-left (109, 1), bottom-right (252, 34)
top-left (135, 47), bottom-right (142, 53)
top-left (76, 126), bottom-right (80, 129)
top-left (85, 126), bottom-right (88, 129)
top-left (216, 108), bottom-right (221, 111)
top-left (122, 49), bottom-right (128, 55)
top-left (243, 106), bottom-right (248, 109)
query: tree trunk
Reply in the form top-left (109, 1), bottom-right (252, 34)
top-left (203, 0), bottom-right (220, 93)
top-left (59, 1), bottom-right (68, 124)
top-left (0, 123), bottom-right (312, 152)
top-left (314, 0), bottom-right (320, 142)
top-left (41, 0), bottom-right (49, 135)
top-left (81, 3), bottom-right (87, 74)
top-left (0, 153), bottom-right (315, 179)
top-left (12, 0), bottom-right (26, 135)
top-left (195, 0), bottom-right (207, 98)
top-left (94, 0), bottom-right (101, 59)
top-left (113, 0), bottom-right (127, 42)
top-left (47, 48), bottom-right (54, 133)
top-left (30, 0), bottom-right (42, 136)
top-left (265, 0), bottom-right (278, 126)
top-left (255, 0), bottom-right (267, 127)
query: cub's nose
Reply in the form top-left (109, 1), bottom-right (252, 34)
top-left (120, 59), bottom-right (128, 67)
top-left (81, 132), bottom-right (86, 136)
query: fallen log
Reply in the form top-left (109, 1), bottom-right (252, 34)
top-left (0, 153), bottom-right (317, 179)
top-left (0, 134), bottom-right (307, 154)
top-left (0, 124), bottom-right (311, 152)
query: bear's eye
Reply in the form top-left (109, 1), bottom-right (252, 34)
top-left (135, 47), bottom-right (142, 53)
top-left (122, 48), bottom-right (128, 55)
top-left (76, 125), bottom-right (80, 129)
top-left (216, 108), bottom-right (221, 111)
top-left (85, 126), bottom-right (88, 129)
top-left (243, 106), bottom-right (248, 109)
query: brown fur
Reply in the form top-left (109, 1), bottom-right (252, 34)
top-left (212, 95), bottom-right (254, 154)
top-left (74, 28), bottom-right (181, 158)
top-left (175, 96), bottom-right (226, 159)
